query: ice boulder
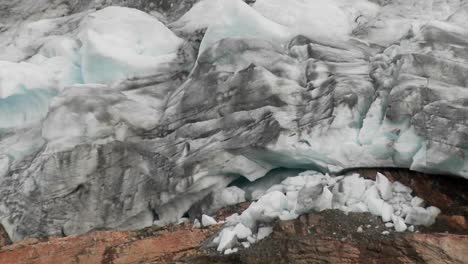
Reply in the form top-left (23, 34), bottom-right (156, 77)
top-left (405, 207), bottom-right (441, 227)
top-left (376, 173), bottom-right (393, 201)
top-left (233, 223), bottom-right (252, 240)
top-left (296, 183), bottom-right (333, 214)
top-left (201, 214), bottom-right (217, 227)
top-left (256, 226), bottom-right (273, 241)
top-left (217, 228), bottom-right (237, 252)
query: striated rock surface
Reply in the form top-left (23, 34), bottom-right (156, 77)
top-left (0, 0), bottom-right (467, 241)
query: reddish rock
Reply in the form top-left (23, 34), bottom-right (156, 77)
top-left (437, 215), bottom-right (467, 231)
top-left (0, 224), bottom-right (219, 264)
top-left (0, 231), bottom-right (131, 264)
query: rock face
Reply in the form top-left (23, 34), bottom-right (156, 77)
top-left (1, 0), bottom-right (468, 241)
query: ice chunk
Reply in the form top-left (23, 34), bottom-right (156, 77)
top-left (254, 191), bottom-right (289, 219)
top-left (381, 202), bottom-right (394, 222)
top-left (286, 191), bottom-right (298, 211)
top-left (296, 183), bottom-right (332, 214)
top-left (257, 226), bottom-right (273, 241)
top-left (177, 218), bottom-right (189, 224)
top-left (202, 215), bottom-right (217, 226)
top-left (392, 214), bottom-right (407, 232)
top-left (342, 174), bottom-right (367, 201)
top-left (364, 186), bottom-right (384, 216)
top-left (405, 207), bottom-right (440, 226)
top-left (348, 202), bottom-right (368, 213)
top-left (224, 247), bottom-right (238, 255)
top-left (392, 181), bottom-right (412, 193)
top-left (376, 173), bottom-right (393, 200)
top-left (357, 226), bottom-right (363, 233)
top-left (233, 223), bottom-right (252, 240)
top-left (217, 229), bottom-right (237, 252)
top-left (193, 218), bottom-right (201, 228)
top-left (410, 196), bottom-right (424, 207)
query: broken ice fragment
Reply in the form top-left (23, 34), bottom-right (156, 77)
top-left (381, 202), bottom-right (394, 222)
top-left (376, 173), bottom-right (393, 200)
top-left (202, 214), bottom-right (217, 227)
top-left (233, 223), bottom-right (252, 240)
top-left (410, 196), bottom-right (424, 207)
top-left (392, 214), bottom-right (407, 232)
top-left (217, 229), bottom-right (237, 252)
top-left (405, 207), bottom-right (440, 226)
top-left (257, 226), bottom-right (273, 241)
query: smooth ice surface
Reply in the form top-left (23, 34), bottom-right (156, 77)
top-left (79, 6), bottom-right (183, 84)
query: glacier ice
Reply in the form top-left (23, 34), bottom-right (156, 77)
top-left (0, 6), bottom-right (183, 130)
top-left (79, 6), bottom-right (183, 84)
top-left (173, 0), bottom-right (379, 55)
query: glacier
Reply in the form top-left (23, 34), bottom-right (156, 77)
top-left (0, 0), bottom-right (467, 241)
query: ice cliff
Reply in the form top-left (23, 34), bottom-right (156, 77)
top-left (0, 0), bottom-right (467, 241)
